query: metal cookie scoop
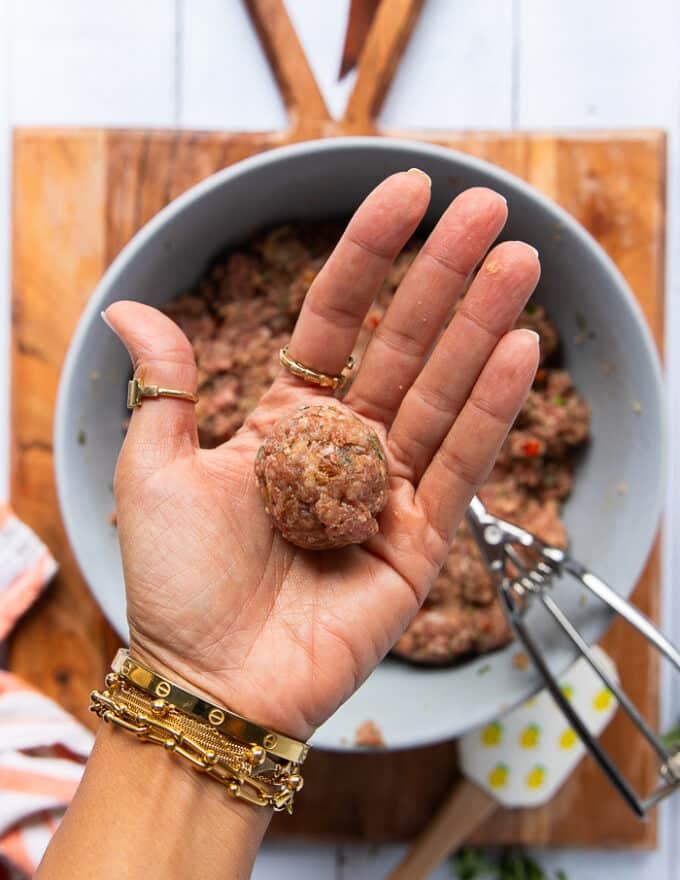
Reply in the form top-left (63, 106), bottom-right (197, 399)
top-left (465, 495), bottom-right (680, 817)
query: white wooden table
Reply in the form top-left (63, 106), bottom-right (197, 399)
top-left (0, 1), bottom-right (678, 877)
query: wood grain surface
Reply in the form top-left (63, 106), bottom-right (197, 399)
top-left (8, 0), bottom-right (667, 850)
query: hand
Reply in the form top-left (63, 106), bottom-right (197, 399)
top-left (106, 171), bottom-right (540, 742)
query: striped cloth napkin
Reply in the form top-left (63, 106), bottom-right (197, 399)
top-left (0, 505), bottom-right (93, 878)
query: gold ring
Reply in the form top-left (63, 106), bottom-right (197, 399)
top-left (279, 346), bottom-right (354, 391)
top-left (127, 377), bottom-right (199, 409)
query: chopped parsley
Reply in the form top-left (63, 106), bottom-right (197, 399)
top-left (451, 848), bottom-right (567, 880)
top-left (451, 848), bottom-right (493, 879)
top-left (77, 429), bottom-right (86, 446)
top-left (340, 449), bottom-right (354, 467)
top-left (661, 719), bottom-right (680, 750)
top-left (368, 434), bottom-right (385, 462)
top-left (552, 394), bottom-right (566, 406)
top-left (477, 663), bottom-right (492, 677)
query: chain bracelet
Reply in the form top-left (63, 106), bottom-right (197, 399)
top-left (89, 674), bottom-right (304, 813)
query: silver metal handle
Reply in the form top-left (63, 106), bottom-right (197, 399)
top-left (505, 602), bottom-right (646, 817)
top-left (564, 559), bottom-right (680, 671)
top-left (465, 496), bottom-right (680, 817)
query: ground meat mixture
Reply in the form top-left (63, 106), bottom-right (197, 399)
top-left (163, 222), bottom-right (590, 664)
top-left (254, 405), bottom-right (388, 550)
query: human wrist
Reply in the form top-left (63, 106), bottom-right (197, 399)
top-left (127, 638), bottom-right (315, 742)
top-left (37, 723), bottom-right (270, 880)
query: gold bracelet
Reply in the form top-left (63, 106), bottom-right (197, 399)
top-left (90, 674), bottom-right (305, 813)
top-left (111, 649), bottom-right (309, 764)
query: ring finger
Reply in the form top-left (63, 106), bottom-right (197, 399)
top-left (282, 170), bottom-right (432, 383)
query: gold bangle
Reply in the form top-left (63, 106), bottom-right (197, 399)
top-left (90, 674), bottom-right (304, 813)
top-left (111, 649), bottom-right (309, 764)
top-left (279, 346), bottom-right (354, 391)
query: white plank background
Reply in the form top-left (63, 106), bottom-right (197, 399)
top-left (0, 1), bottom-right (679, 877)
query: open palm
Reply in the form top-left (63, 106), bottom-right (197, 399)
top-left (107, 172), bottom-right (540, 742)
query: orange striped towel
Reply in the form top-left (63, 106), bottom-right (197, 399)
top-left (0, 505), bottom-right (57, 642)
top-left (0, 505), bottom-right (92, 877)
top-left (0, 672), bottom-right (94, 876)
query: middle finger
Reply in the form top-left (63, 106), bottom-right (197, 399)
top-left (344, 187), bottom-right (508, 423)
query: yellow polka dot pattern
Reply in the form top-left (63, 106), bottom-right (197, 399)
top-left (526, 765), bottom-right (547, 789)
top-left (459, 646), bottom-right (620, 808)
top-left (488, 764), bottom-right (510, 789)
top-left (481, 722), bottom-right (503, 747)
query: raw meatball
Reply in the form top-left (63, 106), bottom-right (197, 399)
top-left (255, 405), bottom-right (389, 550)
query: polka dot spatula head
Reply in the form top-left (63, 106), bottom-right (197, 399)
top-left (389, 648), bottom-right (620, 880)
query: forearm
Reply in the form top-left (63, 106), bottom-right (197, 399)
top-left (37, 723), bottom-right (271, 880)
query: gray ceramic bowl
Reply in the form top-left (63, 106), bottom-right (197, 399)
top-left (55, 138), bottom-right (664, 750)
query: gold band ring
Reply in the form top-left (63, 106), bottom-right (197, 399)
top-left (279, 346), bottom-right (355, 392)
top-left (127, 377), bottom-right (199, 409)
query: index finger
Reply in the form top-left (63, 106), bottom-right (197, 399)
top-left (285, 169), bottom-right (431, 378)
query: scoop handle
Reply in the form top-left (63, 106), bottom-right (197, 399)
top-left (387, 778), bottom-right (497, 880)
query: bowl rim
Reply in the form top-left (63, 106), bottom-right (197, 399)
top-left (54, 135), bottom-right (666, 751)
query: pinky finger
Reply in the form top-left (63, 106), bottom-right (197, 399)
top-left (416, 329), bottom-right (540, 551)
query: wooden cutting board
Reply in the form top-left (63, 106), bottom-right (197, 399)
top-left (9, 0), bottom-right (665, 848)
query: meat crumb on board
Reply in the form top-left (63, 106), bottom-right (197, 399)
top-left (354, 720), bottom-right (386, 749)
top-left (512, 651), bottom-right (530, 671)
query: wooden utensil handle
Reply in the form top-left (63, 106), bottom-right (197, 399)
top-left (244, 0), bottom-right (425, 132)
top-left (344, 0), bottom-right (426, 126)
top-left (244, 0), bottom-right (330, 125)
top-left (387, 779), bottom-right (497, 880)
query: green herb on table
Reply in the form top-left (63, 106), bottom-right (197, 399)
top-left (77, 429), bottom-right (86, 446)
top-left (497, 849), bottom-right (545, 879)
top-left (661, 719), bottom-right (680, 750)
top-left (451, 848), bottom-right (494, 879)
top-left (450, 848), bottom-right (567, 880)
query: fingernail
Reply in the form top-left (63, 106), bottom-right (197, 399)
top-left (100, 309), bottom-right (118, 336)
top-left (407, 167), bottom-right (432, 186)
top-left (525, 244), bottom-right (539, 258)
top-left (522, 328), bottom-right (541, 346)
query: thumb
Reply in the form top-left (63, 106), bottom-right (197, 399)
top-left (104, 301), bottom-right (199, 464)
